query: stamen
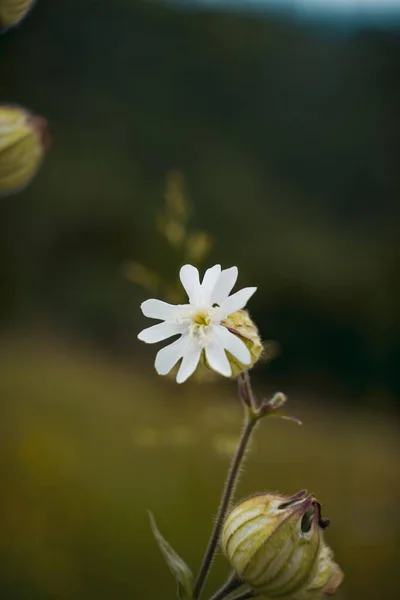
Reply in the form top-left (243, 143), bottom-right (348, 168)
top-left (192, 311), bottom-right (211, 326)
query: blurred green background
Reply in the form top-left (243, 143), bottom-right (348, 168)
top-left (0, 1), bottom-right (399, 599)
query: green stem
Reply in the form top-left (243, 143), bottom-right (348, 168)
top-left (208, 572), bottom-right (242, 600)
top-left (229, 592), bottom-right (255, 600)
top-left (242, 370), bottom-right (259, 411)
top-left (193, 389), bottom-right (258, 600)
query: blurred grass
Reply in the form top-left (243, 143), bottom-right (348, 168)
top-left (0, 334), bottom-right (399, 600)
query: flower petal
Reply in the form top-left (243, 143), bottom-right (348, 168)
top-left (180, 264), bottom-right (201, 304)
top-left (141, 299), bottom-right (181, 320)
top-left (138, 321), bottom-right (184, 344)
top-left (213, 325), bottom-right (251, 365)
top-left (218, 287), bottom-right (257, 319)
top-left (176, 342), bottom-right (202, 383)
top-left (155, 335), bottom-right (189, 375)
top-left (199, 264), bottom-right (221, 304)
top-left (205, 344), bottom-right (232, 377)
top-left (210, 266), bottom-right (238, 304)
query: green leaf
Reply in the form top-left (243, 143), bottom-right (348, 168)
top-left (267, 411), bottom-right (302, 426)
top-left (148, 511), bottom-right (194, 600)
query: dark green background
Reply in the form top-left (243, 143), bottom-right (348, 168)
top-left (1, 0), bottom-right (399, 396)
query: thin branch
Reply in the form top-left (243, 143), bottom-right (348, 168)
top-left (193, 396), bottom-right (258, 599)
top-left (208, 572), bottom-right (242, 600)
top-left (230, 591), bottom-right (255, 600)
top-left (241, 370), bottom-right (259, 411)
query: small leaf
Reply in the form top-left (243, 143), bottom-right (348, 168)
top-left (148, 511), bottom-right (194, 600)
top-left (268, 411), bottom-right (302, 426)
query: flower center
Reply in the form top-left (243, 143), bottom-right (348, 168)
top-left (192, 311), bottom-right (211, 327)
top-left (189, 310), bottom-right (213, 346)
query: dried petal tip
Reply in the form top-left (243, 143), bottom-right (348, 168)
top-left (221, 491), bottom-right (343, 600)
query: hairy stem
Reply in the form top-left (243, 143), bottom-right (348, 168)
top-left (242, 370), bottom-right (259, 411)
top-left (193, 382), bottom-right (258, 600)
top-left (229, 592), bottom-right (255, 600)
top-left (208, 572), bottom-right (242, 600)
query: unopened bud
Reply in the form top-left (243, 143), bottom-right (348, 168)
top-left (221, 491), bottom-right (340, 599)
top-left (0, 105), bottom-right (50, 196)
top-left (265, 392), bottom-right (287, 411)
top-left (0, 0), bottom-right (35, 30)
top-left (221, 310), bottom-right (262, 377)
top-left (291, 544), bottom-right (344, 600)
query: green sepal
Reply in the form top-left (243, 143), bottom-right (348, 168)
top-left (148, 511), bottom-right (194, 600)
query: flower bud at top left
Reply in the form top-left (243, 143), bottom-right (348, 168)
top-left (0, 105), bottom-right (50, 196)
top-left (0, 0), bottom-right (36, 31)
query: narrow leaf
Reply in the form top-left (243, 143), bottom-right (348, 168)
top-left (269, 411), bottom-right (302, 426)
top-left (148, 510), bottom-right (194, 600)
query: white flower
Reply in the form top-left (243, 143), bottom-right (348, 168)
top-left (138, 264), bottom-right (257, 383)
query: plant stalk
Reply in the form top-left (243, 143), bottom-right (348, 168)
top-left (229, 592), bottom-right (255, 600)
top-left (207, 572), bottom-right (242, 600)
top-left (193, 378), bottom-right (258, 600)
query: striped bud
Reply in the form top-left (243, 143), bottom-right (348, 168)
top-left (290, 544), bottom-right (344, 600)
top-left (221, 491), bottom-right (340, 598)
top-left (0, 105), bottom-right (50, 196)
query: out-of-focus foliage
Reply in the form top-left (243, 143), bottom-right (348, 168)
top-left (0, 336), bottom-right (399, 599)
top-left (123, 170), bottom-right (213, 304)
top-left (0, 0), bottom-right (399, 395)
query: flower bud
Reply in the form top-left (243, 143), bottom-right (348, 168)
top-left (291, 544), bottom-right (344, 600)
top-left (0, 105), bottom-right (50, 196)
top-left (221, 491), bottom-right (326, 598)
top-left (221, 309), bottom-right (262, 377)
top-left (0, 0), bottom-right (35, 30)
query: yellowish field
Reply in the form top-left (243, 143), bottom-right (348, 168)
top-left (0, 336), bottom-right (398, 599)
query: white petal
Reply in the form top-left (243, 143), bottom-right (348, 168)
top-left (180, 265), bottom-right (201, 304)
top-left (199, 264), bottom-right (221, 304)
top-left (210, 266), bottom-right (238, 304)
top-left (176, 342), bottom-right (202, 383)
top-left (155, 335), bottom-right (189, 375)
top-left (205, 343), bottom-right (232, 377)
top-left (138, 321), bottom-right (184, 344)
top-left (141, 299), bottom-right (180, 320)
top-left (213, 325), bottom-right (251, 365)
top-left (218, 287), bottom-right (257, 319)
